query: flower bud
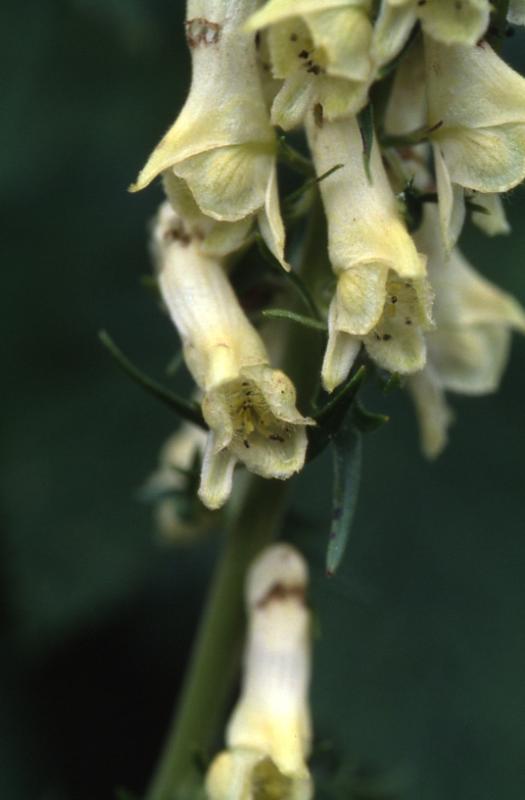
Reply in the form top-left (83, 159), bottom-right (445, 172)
top-left (205, 543), bottom-right (313, 800)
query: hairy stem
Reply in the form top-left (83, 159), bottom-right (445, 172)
top-left (146, 476), bottom-right (289, 800)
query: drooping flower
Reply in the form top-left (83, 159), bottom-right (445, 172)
top-left (425, 39), bottom-right (525, 249)
top-left (143, 423), bottom-right (210, 543)
top-left (409, 206), bottom-right (525, 457)
top-left (152, 203), bottom-right (312, 510)
top-left (246, 0), bottom-right (373, 129)
top-left (131, 0), bottom-right (287, 267)
top-left (206, 543), bottom-right (313, 800)
top-left (372, 0), bottom-right (491, 66)
top-left (306, 112), bottom-right (432, 391)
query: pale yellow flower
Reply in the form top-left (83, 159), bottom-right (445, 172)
top-left (152, 203), bottom-right (312, 510)
top-left (509, 0), bottom-right (525, 24)
top-left (372, 0), bottom-right (490, 66)
top-left (206, 544), bottom-right (313, 800)
top-left (409, 206), bottom-right (525, 457)
top-left (131, 0), bottom-right (287, 267)
top-left (306, 112), bottom-right (432, 391)
top-left (144, 424), bottom-right (210, 543)
top-left (246, 0), bottom-right (373, 129)
top-left (426, 39), bottom-right (525, 249)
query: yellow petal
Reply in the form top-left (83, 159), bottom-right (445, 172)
top-left (172, 143), bottom-right (275, 222)
top-left (469, 192), bottom-right (511, 237)
top-left (371, 2), bottom-right (415, 67)
top-left (433, 143), bottom-right (465, 251)
top-left (418, 0), bottom-right (490, 45)
top-left (408, 368), bottom-right (453, 459)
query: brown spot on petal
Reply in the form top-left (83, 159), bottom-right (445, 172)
top-left (185, 18), bottom-right (221, 48)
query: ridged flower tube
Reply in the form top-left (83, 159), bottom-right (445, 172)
top-left (205, 543), bottom-right (313, 800)
top-left (152, 203), bottom-right (312, 510)
top-left (425, 39), bottom-right (525, 250)
top-left (409, 206), bottom-right (525, 458)
top-left (372, 0), bottom-right (490, 66)
top-left (306, 113), bottom-right (432, 391)
top-left (246, 0), bottom-right (373, 129)
top-left (132, 0), bottom-right (287, 267)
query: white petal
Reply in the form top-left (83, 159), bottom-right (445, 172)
top-left (371, 2), bottom-right (416, 67)
top-left (433, 143), bottom-right (466, 251)
top-left (258, 166), bottom-right (290, 270)
top-left (469, 192), bottom-right (511, 237)
top-left (198, 435), bottom-right (237, 510)
top-left (408, 368), bottom-right (453, 458)
top-left (322, 299), bottom-right (362, 391)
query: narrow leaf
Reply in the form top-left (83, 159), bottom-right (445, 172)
top-left (352, 402), bottom-right (389, 433)
top-left (99, 330), bottom-right (206, 429)
top-left (255, 234), bottom-right (322, 321)
top-left (262, 308), bottom-right (327, 332)
top-left (326, 426), bottom-right (362, 576)
top-left (307, 366), bottom-right (367, 460)
top-left (277, 134), bottom-right (315, 176)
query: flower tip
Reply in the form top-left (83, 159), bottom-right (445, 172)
top-left (246, 543), bottom-right (308, 609)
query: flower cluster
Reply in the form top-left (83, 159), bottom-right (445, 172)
top-left (133, 0), bottom-right (525, 519)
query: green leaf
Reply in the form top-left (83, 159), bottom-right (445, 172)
top-left (308, 366), bottom-right (368, 460)
top-left (277, 134), bottom-right (314, 176)
top-left (352, 402), bottom-right (389, 434)
top-left (283, 163), bottom-right (344, 223)
top-left (357, 104), bottom-right (375, 183)
top-left (381, 371), bottom-right (403, 395)
top-left (99, 330), bottom-right (206, 429)
top-left (262, 308), bottom-right (327, 332)
top-left (255, 234), bottom-right (323, 321)
top-left (326, 425), bottom-right (362, 577)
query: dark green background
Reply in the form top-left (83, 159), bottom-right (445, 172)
top-left (2, 2), bottom-right (524, 798)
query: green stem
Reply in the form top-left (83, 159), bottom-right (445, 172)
top-left (146, 476), bottom-right (289, 800)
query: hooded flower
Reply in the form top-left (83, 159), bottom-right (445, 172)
top-left (409, 206), bottom-right (525, 457)
top-left (143, 423), bottom-right (211, 543)
top-left (372, 0), bottom-right (491, 66)
top-left (206, 543), bottom-right (313, 800)
top-left (246, 0), bottom-right (373, 129)
top-left (152, 203), bottom-right (312, 510)
top-left (131, 0), bottom-right (287, 267)
top-left (306, 112), bottom-right (432, 391)
top-left (425, 39), bottom-right (525, 250)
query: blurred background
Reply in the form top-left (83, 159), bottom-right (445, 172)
top-left (2, 2), bottom-right (525, 798)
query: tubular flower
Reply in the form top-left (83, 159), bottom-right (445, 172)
top-left (152, 203), bottom-right (312, 511)
top-left (131, 0), bottom-right (287, 267)
top-left (206, 544), bottom-right (313, 800)
top-left (425, 39), bottom-right (525, 250)
top-left (306, 113), bottom-right (432, 391)
top-left (246, 0), bottom-right (373, 130)
top-left (372, 0), bottom-right (490, 66)
top-left (408, 206), bottom-right (525, 458)
top-left (143, 423), bottom-right (210, 543)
